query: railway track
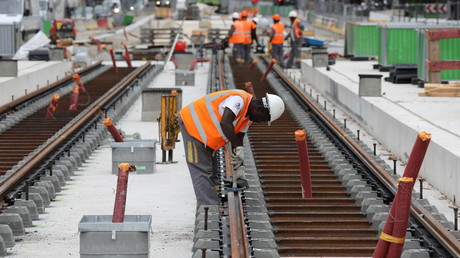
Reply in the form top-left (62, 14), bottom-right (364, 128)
top-left (212, 53), bottom-right (460, 257)
top-left (0, 62), bottom-right (160, 206)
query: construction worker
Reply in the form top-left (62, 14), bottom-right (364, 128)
top-left (285, 10), bottom-right (304, 69)
top-left (270, 14), bottom-right (285, 68)
top-left (228, 12), bottom-right (244, 64)
top-left (179, 89), bottom-right (285, 206)
top-left (251, 17), bottom-right (260, 48)
top-left (240, 11), bottom-right (255, 64)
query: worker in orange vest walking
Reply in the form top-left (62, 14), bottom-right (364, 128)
top-left (270, 14), bottom-right (285, 68)
top-left (228, 12), bottom-right (244, 64)
top-left (285, 11), bottom-right (304, 68)
top-left (240, 11), bottom-right (255, 64)
top-left (179, 89), bottom-right (285, 206)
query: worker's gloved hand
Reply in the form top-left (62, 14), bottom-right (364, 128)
top-left (230, 146), bottom-right (244, 169)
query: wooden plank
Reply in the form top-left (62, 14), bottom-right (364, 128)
top-left (427, 60), bottom-right (460, 72)
top-left (427, 87), bottom-right (460, 93)
top-left (428, 29), bottom-right (460, 40)
top-left (424, 82), bottom-right (460, 90)
top-left (419, 91), bottom-right (460, 97)
top-left (427, 39), bottom-right (441, 83)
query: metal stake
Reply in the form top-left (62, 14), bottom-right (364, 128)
top-left (357, 130), bottom-right (360, 141)
top-left (324, 100), bottom-right (327, 110)
top-left (393, 160), bottom-right (397, 175)
top-left (316, 94), bottom-right (319, 103)
top-left (344, 119), bottom-right (347, 129)
top-left (204, 206), bottom-right (209, 230)
top-left (333, 109), bottom-right (336, 118)
top-left (373, 143), bottom-right (377, 156)
top-left (310, 88), bottom-right (312, 97)
top-left (419, 177), bottom-right (425, 199)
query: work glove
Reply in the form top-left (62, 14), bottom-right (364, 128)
top-left (230, 146), bottom-right (244, 169)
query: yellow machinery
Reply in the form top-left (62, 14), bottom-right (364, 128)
top-left (158, 92), bottom-right (180, 163)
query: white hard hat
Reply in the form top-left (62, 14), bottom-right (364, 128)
top-left (232, 12), bottom-right (239, 19)
top-left (262, 93), bottom-right (285, 125)
top-left (253, 18), bottom-right (259, 24)
top-left (288, 10), bottom-right (298, 18)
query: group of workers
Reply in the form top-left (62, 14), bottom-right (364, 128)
top-left (228, 10), bottom-right (304, 68)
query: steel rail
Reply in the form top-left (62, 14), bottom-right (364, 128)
top-left (0, 62), bottom-right (151, 204)
top-left (266, 57), bottom-right (460, 257)
top-left (0, 61), bottom-right (103, 117)
top-left (218, 52), bottom-right (250, 258)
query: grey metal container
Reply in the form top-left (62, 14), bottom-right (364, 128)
top-left (79, 215), bottom-right (151, 258)
top-left (111, 139), bottom-right (157, 174)
top-left (141, 88), bottom-right (183, 121)
top-left (175, 70), bottom-right (195, 86)
top-left (0, 60), bottom-right (18, 77)
top-left (312, 52), bottom-right (328, 68)
top-left (358, 74), bottom-right (383, 97)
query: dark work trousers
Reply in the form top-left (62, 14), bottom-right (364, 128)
top-left (179, 118), bottom-right (220, 206)
top-left (286, 39), bottom-right (302, 68)
top-left (242, 44), bottom-right (252, 64)
top-left (271, 43), bottom-right (284, 68)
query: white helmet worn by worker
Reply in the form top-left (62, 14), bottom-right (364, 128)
top-left (288, 10), bottom-right (298, 18)
top-left (232, 12), bottom-right (239, 19)
top-left (253, 17), bottom-right (259, 24)
top-left (262, 93), bottom-right (285, 125)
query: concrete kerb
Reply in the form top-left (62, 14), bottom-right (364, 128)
top-left (372, 212), bottom-right (389, 230)
top-left (0, 213), bottom-right (25, 237)
top-left (22, 192), bottom-right (45, 214)
top-left (69, 149), bottom-right (84, 166)
top-left (252, 238), bottom-right (277, 249)
top-left (35, 181), bottom-right (56, 200)
top-left (4, 206), bottom-right (33, 228)
top-left (14, 199), bottom-right (39, 220)
top-left (0, 224), bottom-right (14, 248)
top-left (355, 191), bottom-right (379, 205)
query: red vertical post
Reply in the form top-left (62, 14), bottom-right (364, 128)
top-left (68, 86), bottom-right (79, 111)
top-left (248, 59), bottom-right (259, 71)
top-left (244, 82), bottom-right (256, 98)
top-left (260, 59), bottom-right (277, 81)
top-left (45, 94), bottom-right (60, 119)
top-left (90, 37), bottom-right (102, 52)
top-left (72, 74), bottom-right (87, 93)
top-left (122, 43), bottom-right (132, 68)
top-left (373, 132), bottom-right (432, 258)
top-left (103, 118), bottom-right (124, 142)
top-left (109, 48), bottom-right (119, 73)
top-left (113, 163), bottom-right (131, 223)
top-left (295, 130), bottom-right (313, 198)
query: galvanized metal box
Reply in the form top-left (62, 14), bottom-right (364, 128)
top-left (111, 139), bottom-right (157, 174)
top-left (312, 52), bottom-right (328, 68)
top-left (358, 74), bottom-right (383, 97)
top-left (79, 215), bottom-right (151, 258)
top-left (141, 88), bottom-right (182, 121)
top-left (0, 60), bottom-right (18, 77)
top-left (175, 70), bottom-right (195, 86)
top-left (49, 48), bottom-right (65, 61)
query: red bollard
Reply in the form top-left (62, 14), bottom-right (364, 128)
top-left (68, 86), bottom-right (79, 111)
top-left (45, 94), bottom-right (60, 119)
top-left (244, 82), bottom-right (256, 98)
top-left (260, 59), bottom-right (277, 82)
top-left (248, 59), bottom-right (259, 71)
top-left (112, 163), bottom-right (135, 223)
top-left (90, 37), bottom-right (102, 52)
top-left (295, 130), bottom-right (312, 198)
top-left (373, 132), bottom-right (432, 258)
top-left (122, 43), bottom-right (132, 68)
top-left (109, 48), bottom-right (119, 73)
top-left (72, 74), bottom-right (87, 93)
top-left (103, 118), bottom-right (124, 142)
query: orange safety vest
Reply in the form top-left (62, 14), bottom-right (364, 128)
top-left (292, 18), bottom-right (302, 39)
top-left (229, 20), bottom-right (244, 44)
top-left (270, 23), bottom-right (284, 44)
top-left (180, 90), bottom-right (253, 150)
top-left (240, 19), bottom-right (254, 45)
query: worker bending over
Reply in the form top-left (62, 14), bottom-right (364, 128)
top-left (270, 14), bottom-right (285, 68)
top-left (285, 11), bottom-right (304, 69)
top-left (179, 89), bottom-right (285, 206)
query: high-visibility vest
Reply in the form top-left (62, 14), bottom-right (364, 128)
top-left (229, 20), bottom-right (244, 44)
top-left (291, 18), bottom-right (302, 39)
top-left (270, 23), bottom-right (284, 44)
top-left (180, 90), bottom-right (253, 150)
top-left (240, 19), bottom-right (254, 45)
